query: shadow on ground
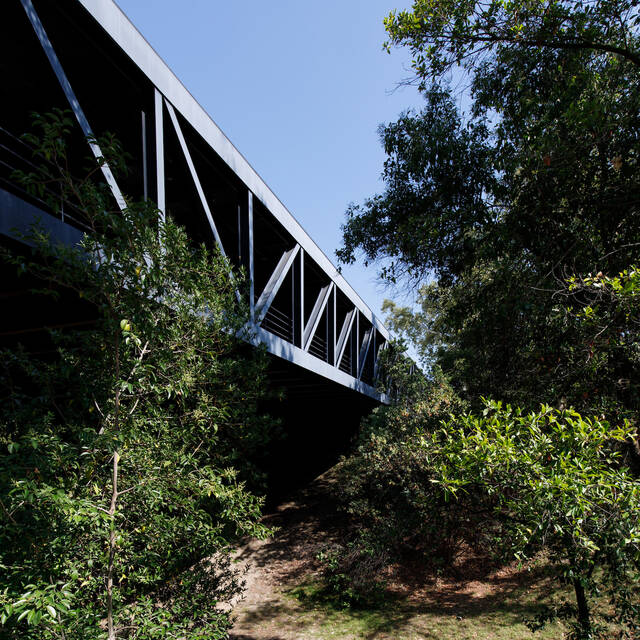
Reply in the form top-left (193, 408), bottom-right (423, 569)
top-left (233, 470), bottom-right (349, 583)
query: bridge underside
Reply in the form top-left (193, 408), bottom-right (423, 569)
top-left (1, 0), bottom-right (389, 406)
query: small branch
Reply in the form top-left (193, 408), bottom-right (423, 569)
top-left (116, 485), bottom-right (137, 498)
top-left (0, 497), bottom-right (18, 525)
top-left (192, 440), bottom-right (204, 457)
top-left (93, 398), bottom-right (105, 419)
top-left (127, 398), bottom-right (140, 417)
top-left (106, 450), bottom-right (120, 640)
top-left (465, 29), bottom-right (640, 68)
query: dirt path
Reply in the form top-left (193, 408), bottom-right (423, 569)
top-left (228, 471), bottom-right (345, 640)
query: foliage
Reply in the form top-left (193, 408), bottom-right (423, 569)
top-left (333, 376), bottom-right (471, 583)
top-left (337, 87), bottom-right (496, 285)
top-left (372, 337), bottom-right (431, 403)
top-left (0, 112), bottom-right (275, 639)
top-left (338, 397), bottom-right (640, 638)
top-left (380, 283), bottom-right (440, 369)
top-left (384, 0), bottom-right (640, 81)
top-left (339, 1), bottom-right (640, 415)
top-left (333, 4), bottom-right (640, 638)
top-left (560, 267), bottom-right (640, 432)
top-left (427, 401), bottom-right (640, 638)
top-left (311, 537), bottom-right (390, 610)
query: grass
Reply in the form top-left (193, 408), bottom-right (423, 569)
top-left (228, 470), bottom-right (635, 639)
top-left (268, 573), bottom-right (569, 640)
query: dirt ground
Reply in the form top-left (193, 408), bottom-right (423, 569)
top-left (228, 471), bottom-right (345, 639)
top-left (227, 470), bottom-right (566, 640)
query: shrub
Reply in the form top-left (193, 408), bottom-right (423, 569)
top-left (0, 111), bottom-right (275, 639)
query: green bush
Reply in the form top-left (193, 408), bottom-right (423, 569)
top-left (314, 536), bottom-right (390, 609)
top-left (0, 112), bottom-right (275, 639)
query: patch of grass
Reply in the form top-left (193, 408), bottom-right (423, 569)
top-left (289, 578), bottom-right (397, 612)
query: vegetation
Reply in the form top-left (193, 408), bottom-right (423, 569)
top-left (0, 112), bottom-right (275, 639)
top-left (3, 2), bottom-right (640, 638)
top-left (333, 1), bottom-right (640, 638)
top-left (339, 0), bottom-right (640, 416)
top-left (285, 576), bottom-right (569, 640)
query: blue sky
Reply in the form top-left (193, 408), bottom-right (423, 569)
top-left (115, 0), bottom-right (425, 323)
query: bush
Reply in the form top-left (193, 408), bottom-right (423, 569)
top-left (0, 112), bottom-right (275, 639)
top-left (314, 535), bottom-right (390, 609)
top-left (337, 371), bottom-right (476, 566)
top-left (339, 394), bottom-right (640, 638)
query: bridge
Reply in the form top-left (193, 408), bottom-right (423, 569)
top-left (1, 0), bottom-right (391, 482)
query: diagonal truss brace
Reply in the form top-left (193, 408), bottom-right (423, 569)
top-left (334, 309), bottom-right (355, 367)
top-left (303, 283), bottom-right (334, 352)
top-left (21, 0), bottom-right (126, 212)
top-left (255, 245), bottom-right (300, 326)
top-left (372, 338), bottom-right (386, 382)
top-left (358, 328), bottom-right (373, 380)
top-left (165, 99), bottom-right (225, 254)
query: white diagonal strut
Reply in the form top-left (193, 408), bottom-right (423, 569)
top-left (165, 99), bottom-right (225, 254)
top-left (358, 328), bottom-right (373, 380)
top-left (303, 283), bottom-right (333, 352)
top-left (255, 246), bottom-right (300, 326)
top-left (334, 309), bottom-right (356, 367)
top-left (373, 338), bottom-right (385, 382)
top-left (20, 0), bottom-right (126, 212)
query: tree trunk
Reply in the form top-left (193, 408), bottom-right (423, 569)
top-left (573, 577), bottom-right (591, 639)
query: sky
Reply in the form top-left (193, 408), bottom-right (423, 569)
top-left (115, 0), bottom-right (425, 324)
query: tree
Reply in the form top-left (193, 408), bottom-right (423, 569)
top-left (331, 4), bottom-right (640, 636)
top-left (336, 393), bottom-right (640, 637)
top-left (425, 401), bottom-right (640, 638)
top-left (380, 283), bottom-right (440, 369)
top-left (326, 372), bottom-right (470, 607)
top-left (0, 112), bottom-right (275, 639)
top-left (339, 1), bottom-right (640, 415)
top-left (383, 0), bottom-right (640, 81)
top-left (561, 266), bottom-right (640, 464)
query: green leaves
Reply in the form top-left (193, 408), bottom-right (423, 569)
top-left (1, 581), bottom-right (73, 631)
top-left (385, 0), bottom-right (640, 83)
top-left (338, 87), bottom-right (495, 283)
top-left (338, 6), bottom-right (640, 635)
top-left (416, 401), bottom-right (640, 635)
top-left (342, 1), bottom-right (640, 416)
top-left (1, 112), bottom-right (275, 639)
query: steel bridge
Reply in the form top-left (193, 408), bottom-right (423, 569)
top-left (1, 0), bottom-right (390, 421)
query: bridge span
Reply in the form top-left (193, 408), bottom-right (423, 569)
top-left (1, 0), bottom-right (391, 426)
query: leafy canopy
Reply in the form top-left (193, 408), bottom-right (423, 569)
top-left (340, 0), bottom-right (640, 413)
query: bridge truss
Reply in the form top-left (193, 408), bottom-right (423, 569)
top-left (1, 0), bottom-right (390, 402)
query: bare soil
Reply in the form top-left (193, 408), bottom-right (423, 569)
top-left (229, 470), bottom-right (346, 639)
